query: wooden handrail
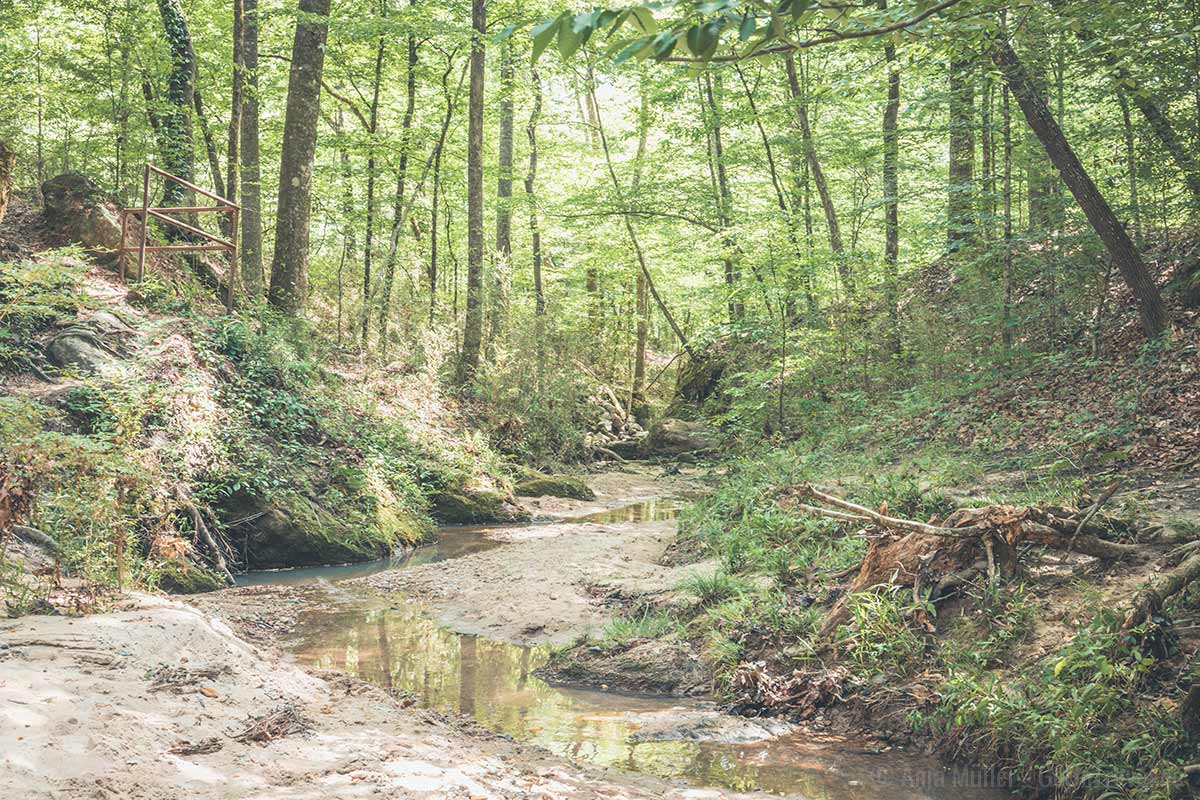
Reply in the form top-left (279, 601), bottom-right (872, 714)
top-left (146, 208), bottom-right (235, 248)
top-left (146, 164), bottom-right (235, 207)
top-left (117, 164), bottom-right (241, 312)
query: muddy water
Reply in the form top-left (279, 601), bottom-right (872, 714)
top-left (247, 500), bottom-right (1009, 799)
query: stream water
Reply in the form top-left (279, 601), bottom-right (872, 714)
top-left (241, 500), bottom-right (1011, 800)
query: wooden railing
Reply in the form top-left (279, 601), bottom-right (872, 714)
top-left (118, 164), bottom-right (240, 311)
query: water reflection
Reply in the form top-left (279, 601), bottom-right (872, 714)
top-left (568, 498), bottom-right (681, 524)
top-left (291, 599), bottom-right (1008, 800)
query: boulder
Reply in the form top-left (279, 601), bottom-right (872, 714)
top-left (216, 489), bottom-right (430, 570)
top-left (514, 475), bottom-right (595, 501)
top-left (645, 418), bottom-right (719, 456)
top-left (430, 488), bottom-right (530, 525)
top-left (538, 634), bottom-right (711, 696)
top-left (41, 174), bottom-right (125, 263)
top-left (45, 331), bottom-right (118, 373)
top-left (156, 558), bottom-right (228, 594)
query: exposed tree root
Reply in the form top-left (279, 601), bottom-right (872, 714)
top-left (779, 483), bottom-right (1153, 639)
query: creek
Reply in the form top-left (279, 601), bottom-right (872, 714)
top-left (240, 499), bottom-right (1009, 800)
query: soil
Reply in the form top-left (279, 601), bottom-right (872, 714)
top-left (358, 465), bottom-right (716, 646)
top-left (0, 592), bottom-right (763, 800)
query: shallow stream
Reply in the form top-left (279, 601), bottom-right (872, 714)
top-left (241, 500), bottom-right (1010, 800)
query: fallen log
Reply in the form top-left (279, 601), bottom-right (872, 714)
top-left (1124, 551), bottom-right (1200, 629)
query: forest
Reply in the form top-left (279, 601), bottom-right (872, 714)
top-left (1, 0), bottom-right (1199, 798)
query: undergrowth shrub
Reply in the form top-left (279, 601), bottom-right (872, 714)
top-left (0, 249), bottom-right (88, 372)
top-left (920, 613), bottom-right (1189, 800)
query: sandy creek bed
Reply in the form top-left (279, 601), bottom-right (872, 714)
top-left (1, 466), bottom-right (1011, 799)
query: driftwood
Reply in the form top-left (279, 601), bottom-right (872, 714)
top-left (1124, 551), bottom-right (1200, 629)
top-left (232, 705), bottom-right (313, 744)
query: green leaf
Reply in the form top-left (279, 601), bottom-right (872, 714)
top-left (651, 31), bottom-right (678, 60)
top-left (613, 34), bottom-right (655, 65)
top-left (630, 6), bottom-right (658, 35)
top-left (491, 23), bottom-right (518, 44)
top-left (557, 14), bottom-right (585, 58)
top-left (531, 16), bottom-right (561, 62)
top-left (738, 13), bottom-right (755, 41)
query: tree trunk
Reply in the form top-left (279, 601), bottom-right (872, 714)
top-left (193, 89), bottom-right (225, 202)
top-left (429, 55), bottom-right (456, 323)
top-left (524, 65), bottom-right (546, 374)
top-left (881, 4), bottom-right (901, 356)
top-left (239, 0), bottom-right (264, 298)
top-left (582, 83), bottom-right (603, 326)
top-left (702, 72), bottom-right (741, 322)
top-left (630, 78), bottom-right (650, 421)
top-left (1002, 81), bottom-right (1014, 352)
top-left (267, 0), bottom-right (331, 314)
top-left (992, 38), bottom-right (1169, 338)
top-left (227, 0), bottom-right (242, 209)
top-left (590, 73), bottom-right (695, 361)
top-left (360, 28), bottom-right (386, 344)
top-left (156, 0), bottom-right (195, 208)
top-left (335, 111), bottom-right (356, 345)
top-left (378, 2), bottom-right (418, 347)
top-left (947, 57), bottom-right (975, 249)
top-left (455, 0), bottom-right (485, 385)
top-left (980, 74), bottom-right (995, 239)
top-left (487, 39), bottom-right (514, 358)
top-left (1117, 90), bottom-right (1142, 247)
top-left (784, 53), bottom-right (851, 294)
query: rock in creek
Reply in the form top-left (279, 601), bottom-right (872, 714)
top-left (645, 418), bottom-right (719, 456)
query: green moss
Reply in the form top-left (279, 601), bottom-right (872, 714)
top-left (155, 559), bottom-right (228, 594)
top-left (430, 488), bottom-right (529, 524)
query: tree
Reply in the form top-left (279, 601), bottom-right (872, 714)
top-left (268, 0), bottom-right (332, 313)
top-left (992, 37), bottom-right (1169, 337)
top-left (455, 0), bottom-right (486, 384)
top-left (239, 0), bottom-right (264, 297)
top-left (880, 0), bottom-right (901, 355)
top-left (946, 56), bottom-right (975, 249)
top-left (155, 0), bottom-right (195, 206)
top-left (487, 38), bottom-right (515, 358)
top-left (701, 71), bottom-right (740, 322)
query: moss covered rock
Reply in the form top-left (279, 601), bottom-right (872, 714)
top-left (216, 489), bottom-right (426, 570)
top-left (156, 558), bottom-right (228, 594)
top-left (430, 488), bottom-right (530, 524)
top-left (515, 475), bottom-right (595, 500)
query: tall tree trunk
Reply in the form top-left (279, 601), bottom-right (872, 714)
top-left (427, 54), bottom-right (465, 322)
top-left (378, 2), bottom-right (418, 347)
top-left (881, 3), bottom-right (901, 356)
top-left (524, 65), bottom-right (546, 375)
top-left (590, 73), bottom-right (695, 361)
top-left (582, 82), bottom-right (603, 326)
top-left (267, 0), bottom-right (331, 313)
top-left (360, 28), bottom-right (386, 344)
top-left (455, 0), bottom-right (486, 385)
top-left (193, 89), bottom-right (225, 208)
top-left (784, 53), bottom-right (851, 294)
top-left (702, 72), bottom-right (741, 322)
top-left (1117, 90), bottom-right (1142, 247)
top-left (992, 38), bottom-right (1168, 338)
top-left (156, 0), bottom-right (195, 207)
top-left (947, 57), bottom-right (975, 249)
top-left (630, 78), bottom-right (650, 422)
top-left (980, 74), bottom-right (995, 239)
top-left (239, 0), bottom-right (264, 298)
top-left (227, 0), bottom-right (242, 209)
top-left (335, 111), bottom-right (356, 345)
top-left (487, 39), bottom-right (514, 360)
top-left (1002, 80), bottom-right (1014, 352)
